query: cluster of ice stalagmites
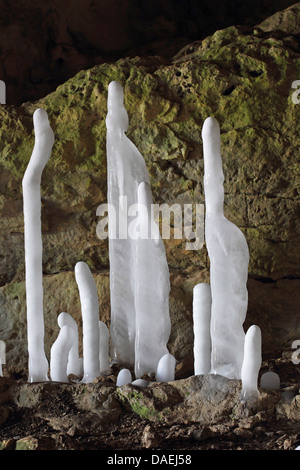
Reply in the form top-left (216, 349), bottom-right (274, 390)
top-left (193, 116), bottom-right (262, 401)
top-left (22, 86), bottom-right (263, 398)
top-left (23, 109), bottom-right (110, 384)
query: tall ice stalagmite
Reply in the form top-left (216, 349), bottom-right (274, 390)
top-left (22, 109), bottom-right (54, 383)
top-left (106, 81), bottom-right (150, 365)
top-left (202, 117), bottom-right (249, 379)
top-left (134, 182), bottom-right (171, 378)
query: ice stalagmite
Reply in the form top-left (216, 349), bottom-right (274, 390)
top-left (156, 353), bottom-right (176, 382)
top-left (106, 81), bottom-right (150, 366)
top-left (50, 325), bottom-right (75, 382)
top-left (241, 325), bottom-right (262, 403)
top-left (58, 312), bottom-right (82, 378)
top-left (134, 182), bottom-right (171, 379)
top-left (193, 283), bottom-right (212, 375)
top-left (75, 262), bottom-right (100, 383)
top-left (202, 117), bottom-right (249, 379)
top-left (22, 109), bottom-right (54, 383)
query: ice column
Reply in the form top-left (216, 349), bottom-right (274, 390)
top-left (202, 117), bottom-right (249, 379)
top-left (75, 262), bottom-right (100, 383)
top-left (241, 325), bottom-right (262, 403)
top-left (22, 108), bottom-right (54, 383)
top-left (193, 283), bottom-right (212, 375)
top-left (134, 182), bottom-right (171, 379)
top-left (50, 325), bottom-right (75, 382)
top-left (106, 81), bottom-right (150, 365)
top-left (58, 312), bottom-right (83, 377)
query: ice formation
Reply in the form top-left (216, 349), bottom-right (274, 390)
top-left (22, 108), bottom-right (54, 383)
top-left (106, 81), bottom-right (171, 375)
top-left (106, 81), bottom-right (150, 365)
top-left (57, 312), bottom-right (83, 377)
top-left (131, 379), bottom-right (149, 388)
top-left (156, 353), bottom-right (176, 382)
top-left (75, 261), bottom-right (100, 383)
top-left (99, 321), bottom-right (110, 374)
top-left (134, 182), bottom-right (171, 379)
top-left (50, 325), bottom-right (75, 382)
top-left (116, 368), bottom-right (132, 386)
top-left (193, 283), bottom-right (212, 375)
top-left (202, 116), bottom-right (249, 379)
top-left (260, 371), bottom-right (280, 390)
top-left (240, 325), bottom-right (262, 403)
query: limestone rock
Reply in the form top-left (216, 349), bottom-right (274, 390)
top-left (116, 374), bottom-right (282, 425)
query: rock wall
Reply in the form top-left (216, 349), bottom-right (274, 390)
top-left (0, 0), bottom-right (297, 105)
top-left (0, 4), bottom-right (299, 377)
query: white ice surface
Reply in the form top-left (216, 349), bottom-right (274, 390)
top-left (50, 325), bottom-right (75, 382)
top-left (116, 368), bottom-right (132, 386)
top-left (202, 117), bottom-right (249, 379)
top-left (57, 312), bottom-right (83, 378)
top-left (75, 262), bottom-right (100, 383)
top-left (193, 283), bottom-right (212, 375)
top-left (156, 353), bottom-right (176, 382)
top-left (22, 109), bottom-right (54, 383)
top-left (240, 325), bottom-right (262, 402)
top-left (106, 81), bottom-right (150, 366)
top-left (134, 182), bottom-right (171, 379)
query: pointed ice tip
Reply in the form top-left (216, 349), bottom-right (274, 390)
top-left (201, 116), bottom-right (220, 140)
top-left (108, 81), bottom-right (124, 108)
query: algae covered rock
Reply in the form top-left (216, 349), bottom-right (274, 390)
top-left (0, 11), bottom-right (299, 375)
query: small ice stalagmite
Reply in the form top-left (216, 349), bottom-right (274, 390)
top-left (22, 108), bottom-right (55, 383)
top-left (116, 368), bottom-right (132, 386)
top-left (134, 182), bottom-right (171, 379)
top-left (99, 321), bottom-right (110, 374)
top-left (50, 325), bottom-right (75, 382)
top-left (260, 371), bottom-right (280, 390)
top-left (240, 325), bottom-right (262, 403)
top-left (57, 312), bottom-right (83, 378)
top-left (202, 117), bottom-right (249, 379)
top-left (75, 262), bottom-right (100, 383)
top-left (193, 283), bottom-right (212, 375)
top-left (106, 81), bottom-right (150, 366)
top-left (156, 353), bottom-right (176, 382)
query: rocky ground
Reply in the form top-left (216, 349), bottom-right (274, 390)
top-left (0, 356), bottom-right (299, 451)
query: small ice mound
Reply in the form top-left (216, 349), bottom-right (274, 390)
top-left (260, 371), bottom-right (280, 390)
top-left (156, 353), bottom-right (176, 382)
top-left (116, 368), bottom-right (132, 386)
top-left (131, 379), bottom-right (149, 388)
